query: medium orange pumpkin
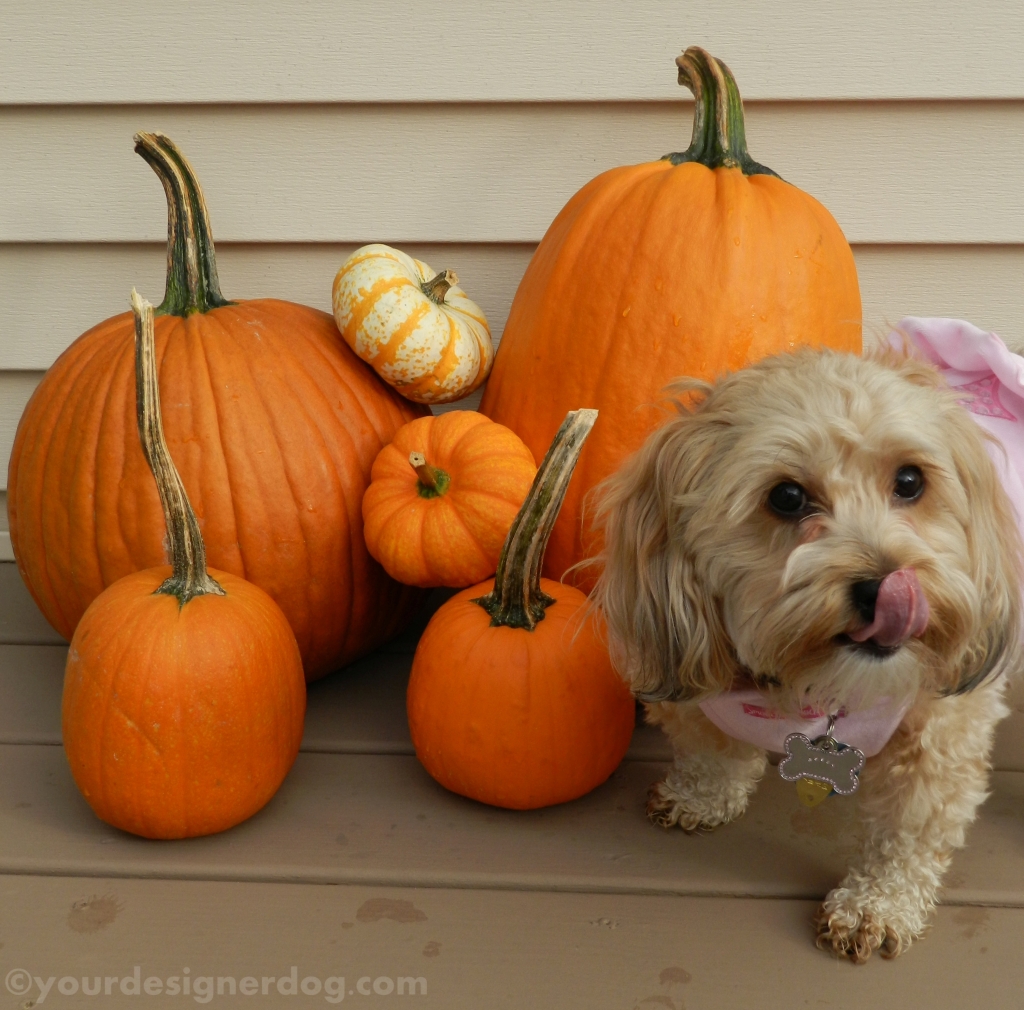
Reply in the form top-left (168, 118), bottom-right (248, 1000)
top-left (480, 48), bottom-right (862, 587)
top-left (362, 411), bottom-right (537, 588)
top-left (407, 409), bottom-right (636, 810)
top-left (9, 133), bottom-right (426, 680)
top-left (63, 292), bottom-right (306, 839)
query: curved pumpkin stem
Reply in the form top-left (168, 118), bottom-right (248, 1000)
top-left (474, 408), bottom-right (597, 630)
top-left (131, 289), bottom-right (225, 605)
top-left (134, 132), bottom-right (233, 318)
top-left (662, 46), bottom-right (779, 178)
top-left (422, 270), bottom-right (458, 304)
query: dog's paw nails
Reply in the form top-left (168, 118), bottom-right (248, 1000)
top-left (645, 780), bottom-right (717, 833)
top-left (645, 782), bottom-right (683, 828)
top-left (815, 903), bottom-right (908, 963)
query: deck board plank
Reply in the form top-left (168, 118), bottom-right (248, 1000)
top-left (0, 577), bottom-right (672, 760)
top-left (0, 873), bottom-right (1019, 1009)
top-left (2, 742), bottom-right (1023, 905)
top-left (0, 564), bottom-right (65, 645)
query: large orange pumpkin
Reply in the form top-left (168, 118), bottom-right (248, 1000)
top-left (407, 409), bottom-right (636, 810)
top-left (9, 133), bottom-right (426, 680)
top-left (362, 411), bottom-right (537, 588)
top-left (63, 292), bottom-right (306, 839)
top-left (480, 48), bottom-right (862, 586)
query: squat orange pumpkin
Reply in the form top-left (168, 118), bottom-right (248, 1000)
top-left (407, 409), bottom-right (635, 810)
top-left (63, 292), bottom-right (306, 839)
top-left (9, 133), bottom-right (425, 680)
top-left (363, 411), bottom-right (537, 588)
top-left (481, 48), bottom-right (862, 586)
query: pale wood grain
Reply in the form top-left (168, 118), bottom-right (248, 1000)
top-left (2, 0), bottom-right (1023, 103)
top-left (0, 874), bottom-right (1019, 1008)
top-left (3, 102), bottom-right (1024, 245)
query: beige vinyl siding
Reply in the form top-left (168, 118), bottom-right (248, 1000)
top-left (3, 0), bottom-right (1024, 102)
top-left (3, 7), bottom-right (1023, 485)
top-left (5, 244), bottom-right (1024, 375)
top-left (4, 102), bottom-right (1024, 244)
top-left (4, 243), bottom-right (1024, 492)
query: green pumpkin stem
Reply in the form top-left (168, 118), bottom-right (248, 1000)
top-left (421, 270), bottom-right (458, 304)
top-left (131, 289), bottom-right (225, 605)
top-left (409, 452), bottom-right (451, 498)
top-left (473, 408), bottom-right (598, 630)
top-left (134, 132), bottom-right (233, 318)
top-left (662, 46), bottom-right (779, 178)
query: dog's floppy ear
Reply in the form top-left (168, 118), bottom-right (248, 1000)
top-left (942, 405), bottom-right (1024, 695)
top-left (591, 384), bottom-right (737, 701)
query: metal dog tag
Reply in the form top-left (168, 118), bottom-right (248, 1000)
top-left (778, 715), bottom-right (865, 798)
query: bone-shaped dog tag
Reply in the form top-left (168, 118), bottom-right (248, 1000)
top-left (778, 731), bottom-right (865, 797)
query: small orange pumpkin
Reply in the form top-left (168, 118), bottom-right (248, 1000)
top-left (480, 48), bottom-right (862, 587)
top-left (407, 409), bottom-right (635, 810)
top-left (62, 291), bottom-right (306, 839)
top-left (362, 411), bottom-right (537, 588)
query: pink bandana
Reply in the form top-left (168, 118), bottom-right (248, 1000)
top-left (698, 317), bottom-right (1024, 757)
top-left (699, 691), bottom-right (915, 756)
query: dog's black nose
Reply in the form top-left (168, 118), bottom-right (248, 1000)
top-left (851, 579), bottom-right (881, 623)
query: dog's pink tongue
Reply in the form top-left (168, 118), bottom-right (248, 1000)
top-left (849, 569), bottom-right (930, 647)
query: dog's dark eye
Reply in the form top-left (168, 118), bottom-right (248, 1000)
top-left (894, 466), bottom-right (924, 501)
top-left (768, 481), bottom-right (808, 517)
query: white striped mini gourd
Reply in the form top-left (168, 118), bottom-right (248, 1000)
top-left (332, 244), bottom-right (494, 404)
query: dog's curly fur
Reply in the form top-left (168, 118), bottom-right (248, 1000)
top-left (592, 347), bottom-right (1024, 962)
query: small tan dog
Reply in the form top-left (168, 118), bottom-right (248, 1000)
top-left (593, 347), bottom-right (1023, 962)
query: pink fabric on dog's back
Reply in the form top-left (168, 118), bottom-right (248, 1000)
top-left (891, 316), bottom-right (1024, 537)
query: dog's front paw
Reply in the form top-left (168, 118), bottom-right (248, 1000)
top-left (646, 780), bottom-right (708, 832)
top-left (645, 775), bottom-right (746, 833)
top-left (816, 886), bottom-right (923, 963)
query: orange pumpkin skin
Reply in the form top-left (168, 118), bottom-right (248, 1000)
top-left (9, 300), bottom-right (425, 680)
top-left (480, 57), bottom-right (861, 587)
top-left (407, 577), bottom-right (635, 810)
top-left (62, 566), bottom-right (306, 839)
top-left (363, 411), bottom-right (537, 588)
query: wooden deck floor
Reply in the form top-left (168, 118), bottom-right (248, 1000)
top-left (2, 562), bottom-right (1024, 1007)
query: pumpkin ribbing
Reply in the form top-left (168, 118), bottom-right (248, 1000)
top-left (9, 134), bottom-right (425, 679)
top-left (407, 408), bottom-right (635, 810)
top-left (62, 291), bottom-right (306, 840)
top-left (362, 411), bottom-right (537, 589)
top-left (480, 47), bottom-right (862, 588)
